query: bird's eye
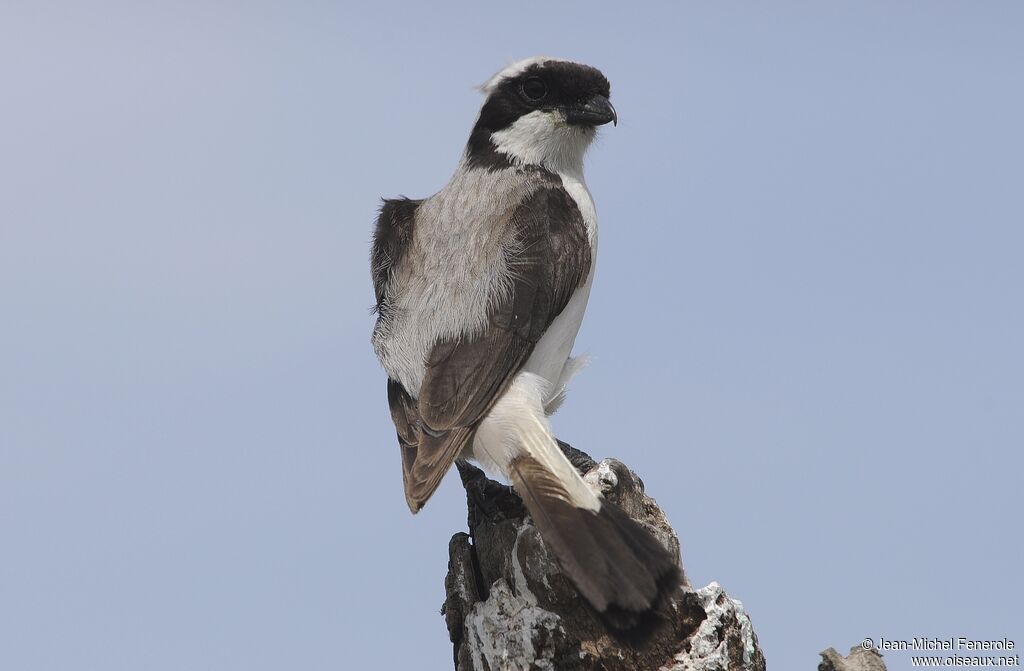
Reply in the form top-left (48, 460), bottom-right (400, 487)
top-left (522, 77), bottom-right (547, 101)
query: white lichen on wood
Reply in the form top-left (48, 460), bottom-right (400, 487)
top-left (658, 582), bottom-right (760, 671)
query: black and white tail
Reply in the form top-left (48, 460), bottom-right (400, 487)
top-left (507, 451), bottom-right (680, 624)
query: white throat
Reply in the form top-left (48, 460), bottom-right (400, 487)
top-left (490, 110), bottom-right (595, 178)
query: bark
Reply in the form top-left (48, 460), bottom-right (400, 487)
top-left (441, 441), bottom-right (767, 671)
top-left (819, 646), bottom-right (889, 671)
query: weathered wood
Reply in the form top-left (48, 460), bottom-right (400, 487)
top-left (820, 645), bottom-right (889, 671)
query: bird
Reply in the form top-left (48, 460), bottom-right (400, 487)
top-left (370, 57), bottom-right (678, 622)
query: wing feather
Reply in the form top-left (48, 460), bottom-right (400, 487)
top-left (382, 184), bottom-right (591, 512)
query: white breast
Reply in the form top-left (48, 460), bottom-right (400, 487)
top-left (557, 170), bottom-right (598, 248)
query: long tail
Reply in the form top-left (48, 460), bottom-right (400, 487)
top-left (503, 414), bottom-right (680, 624)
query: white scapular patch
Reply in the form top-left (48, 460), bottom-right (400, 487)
top-left (472, 372), bottom-right (601, 512)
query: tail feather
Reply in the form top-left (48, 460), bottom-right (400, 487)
top-left (509, 453), bottom-right (680, 620)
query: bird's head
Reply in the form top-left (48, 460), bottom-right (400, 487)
top-left (466, 57), bottom-right (616, 173)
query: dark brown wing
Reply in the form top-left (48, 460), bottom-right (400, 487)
top-left (397, 185), bottom-right (591, 512)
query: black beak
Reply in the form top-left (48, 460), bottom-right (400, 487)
top-left (565, 94), bottom-right (618, 127)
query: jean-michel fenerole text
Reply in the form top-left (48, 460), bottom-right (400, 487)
top-left (877, 638), bottom-right (1015, 651)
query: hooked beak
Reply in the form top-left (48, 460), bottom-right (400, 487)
top-left (565, 94), bottom-right (618, 127)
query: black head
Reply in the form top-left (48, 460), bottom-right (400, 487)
top-left (467, 58), bottom-right (616, 170)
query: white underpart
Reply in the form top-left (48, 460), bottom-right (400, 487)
top-left (472, 101), bottom-right (603, 511)
top-left (473, 373), bottom-right (601, 512)
top-left (542, 354), bottom-right (587, 415)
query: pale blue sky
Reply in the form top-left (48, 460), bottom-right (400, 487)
top-left (2, 2), bottom-right (1021, 669)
